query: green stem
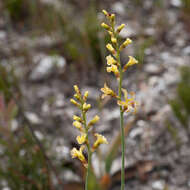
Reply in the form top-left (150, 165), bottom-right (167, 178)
top-left (114, 30), bottom-right (125, 190)
top-left (82, 109), bottom-right (92, 190)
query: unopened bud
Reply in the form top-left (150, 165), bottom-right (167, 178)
top-left (116, 24), bottom-right (125, 33)
top-left (101, 22), bottom-right (110, 30)
top-left (119, 38), bottom-right (132, 51)
top-left (70, 99), bottom-right (80, 107)
top-left (83, 91), bottom-right (89, 101)
top-left (83, 103), bottom-right (91, 112)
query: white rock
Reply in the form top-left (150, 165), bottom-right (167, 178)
top-left (112, 2), bottom-right (125, 15)
top-left (11, 120), bottom-right (19, 131)
top-left (55, 145), bottom-right (70, 159)
top-left (170, 0), bottom-right (182, 7)
top-left (144, 64), bottom-right (163, 75)
top-left (54, 93), bottom-right (65, 107)
top-left (34, 130), bottom-right (44, 140)
top-left (30, 55), bottom-right (66, 81)
top-left (25, 112), bottom-right (42, 124)
top-left (64, 170), bottom-right (81, 182)
top-left (130, 127), bottom-right (144, 138)
top-left (152, 180), bottom-right (165, 190)
top-left (182, 46), bottom-right (190, 55)
top-left (0, 31), bottom-right (6, 40)
top-left (2, 188), bottom-right (10, 190)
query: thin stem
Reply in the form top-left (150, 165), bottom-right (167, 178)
top-left (114, 27), bottom-right (125, 190)
top-left (82, 109), bottom-right (92, 190)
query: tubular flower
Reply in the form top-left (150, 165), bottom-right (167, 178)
top-left (83, 91), bottom-right (89, 101)
top-left (101, 83), bottom-right (117, 99)
top-left (101, 22), bottom-right (111, 30)
top-left (111, 37), bottom-right (117, 44)
top-left (76, 133), bottom-right (87, 144)
top-left (102, 9), bottom-right (109, 17)
top-left (70, 146), bottom-right (87, 167)
top-left (119, 38), bottom-right (132, 51)
top-left (106, 55), bottom-right (117, 66)
top-left (73, 115), bottom-right (82, 122)
top-left (73, 121), bottom-right (83, 130)
top-left (127, 56), bottom-right (138, 66)
top-left (116, 24), bottom-right (125, 33)
top-left (88, 115), bottom-right (100, 128)
top-left (92, 133), bottom-right (108, 150)
top-left (106, 43), bottom-right (116, 55)
top-left (70, 99), bottom-right (80, 107)
top-left (117, 89), bottom-right (138, 113)
top-left (107, 65), bottom-right (119, 78)
top-left (123, 56), bottom-right (138, 72)
top-left (74, 85), bottom-right (81, 95)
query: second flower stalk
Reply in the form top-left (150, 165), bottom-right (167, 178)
top-left (70, 85), bottom-right (108, 190)
top-left (101, 10), bottom-right (138, 190)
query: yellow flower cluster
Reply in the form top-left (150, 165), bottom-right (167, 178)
top-left (70, 85), bottom-right (108, 167)
top-left (101, 10), bottom-right (139, 114)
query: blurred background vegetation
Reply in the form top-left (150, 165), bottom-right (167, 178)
top-left (0, 0), bottom-right (190, 189)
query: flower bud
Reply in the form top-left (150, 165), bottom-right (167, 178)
top-left (123, 56), bottom-right (138, 72)
top-left (74, 85), bottom-right (80, 94)
top-left (110, 14), bottom-right (115, 23)
top-left (73, 115), bottom-right (82, 122)
top-left (106, 43), bottom-right (116, 55)
top-left (73, 121), bottom-right (83, 130)
top-left (101, 22), bottom-right (110, 30)
top-left (70, 99), bottom-right (80, 107)
top-left (119, 38), bottom-right (132, 51)
top-left (83, 91), bottom-right (89, 102)
top-left (92, 133), bottom-right (108, 151)
top-left (88, 115), bottom-right (100, 128)
top-left (111, 37), bottom-right (117, 44)
top-left (116, 24), bottom-right (125, 33)
top-left (83, 103), bottom-right (91, 112)
top-left (102, 9), bottom-right (109, 17)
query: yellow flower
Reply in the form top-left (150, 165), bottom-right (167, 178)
top-left (74, 93), bottom-right (80, 100)
top-left (116, 24), bottom-right (125, 33)
top-left (127, 56), bottom-right (138, 66)
top-left (110, 14), bottom-right (115, 22)
top-left (76, 133), bottom-right (87, 144)
top-left (73, 115), bottom-right (82, 122)
top-left (101, 22), bottom-right (110, 30)
top-left (106, 55), bottom-right (117, 66)
top-left (123, 56), bottom-right (138, 72)
top-left (70, 145), bottom-right (86, 163)
top-left (92, 133), bottom-right (108, 150)
top-left (111, 37), bottom-right (117, 44)
top-left (70, 99), bottom-right (80, 107)
top-left (107, 65), bottom-right (119, 77)
top-left (83, 91), bottom-right (89, 101)
top-left (108, 31), bottom-right (113, 36)
top-left (74, 85), bottom-right (80, 94)
top-left (83, 103), bottom-right (91, 111)
top-left (119, 38), bottom-right (132, 51)
top-left (73, 121), bottom-right (83, 130)
top-left (102, 9), bottom-right (109, 17)
top-left (117, 89), bottom-right (138, 113)
top-left (101, 83), bottom-right (117, 99)
top-left (106, 43), bottom-right (116, 55)
top-left (88, 115), bottom-right (100, 127)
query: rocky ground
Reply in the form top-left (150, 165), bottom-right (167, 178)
top-left (0, 0), bottom-right (190, 189)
